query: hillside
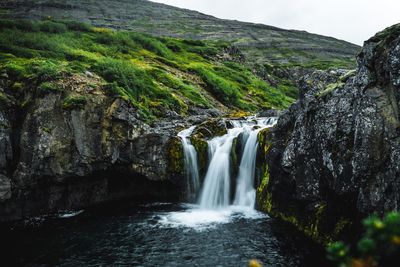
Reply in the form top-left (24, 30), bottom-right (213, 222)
top-left (0, 0), bottom-right (360, 68)
top-left (0, 20), bottom-right (299, 121)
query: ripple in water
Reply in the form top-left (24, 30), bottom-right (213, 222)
top-left (2, 202), bottom-right (328, 267)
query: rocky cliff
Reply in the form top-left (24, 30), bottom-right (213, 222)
top-left (256, 24), bottom-right (400, 243)
top-left (0, 71), bottom-right (214, 222)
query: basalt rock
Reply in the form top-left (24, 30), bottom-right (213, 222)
top-left (191, 118), bottom-right (228, 140)
top-left (0, 73), bottom-right (191, 222)
top-left (256, 24), bottom-right (400, 243)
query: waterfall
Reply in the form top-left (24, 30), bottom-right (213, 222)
top-left (232, 126), bottom-right (265, 208)
top-left (198, 128), bottom-right (243, 209)
top-left (178, 126), bottom-right (200, 201)
top-left (178, 117), bottom-right (277, 210)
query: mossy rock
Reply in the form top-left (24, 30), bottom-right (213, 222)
top-left (0, 91), bottom-right (14, 109)
top-left (256, 128), bottom-right (352, 244)
top-left (167, 136), bottom-right (184, 175)
top-left (38, 81), bottom-right (63, 95)
top-left (315, 82), bottom-right (345, 98)
top-left (191, 119), bottom-right (227, 140)
top-left (62, 95), bottom-right (87, 110)
top-left (230, 136), bottom-right (241, 178)
top-left (190, 136), bottom-right (208, 177)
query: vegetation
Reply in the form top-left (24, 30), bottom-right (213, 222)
top-left (62, 95), bottom-right (87, 110)
top-left (327, 212), bottom-right (400, 267)
top-left (0, 19), bottom-right (299, 121)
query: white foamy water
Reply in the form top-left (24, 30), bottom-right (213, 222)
top-left (178, 126), bottom-right (201, 201)
top-left (169, 117), bottom-right (276, 230)
top-left (199, 117), bottom-right (277, 209)
top-left (157, 204), bottom-right (268, 231)
top-left (198, 127), bottom-right (244, 209)
top-left (58, 210), bottom-right (84, 219)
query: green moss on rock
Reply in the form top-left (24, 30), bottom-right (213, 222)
top-left (316, 82), bottom-right (345, 98)
top-left (192, 119), bottom-right (227, 139)
top-left (256, 127), bottom-right (336, 244)
top-left (190, 136), bottom-right (208, 176)
top-left (167, 136), bottom-right (184, 175)
top-left (62, 95), bottom-right (87, 110)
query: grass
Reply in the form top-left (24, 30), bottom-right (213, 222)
top-left (0, 19), bottom-right (312, 120)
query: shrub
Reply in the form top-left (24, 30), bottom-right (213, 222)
top-left (94, 58), bottom-right (156, 101)
top-left (213, 65), bottom-right (251, 85)
top-left (327, 212), bottom-right (400, 267)
top-left (130, 33), bottom-right (172, 58)
top-left (63, 21), bottom-right (92, 32)
top-left (39, 21), bottom-right (67, 33)
top-left (194, 66), bottom-right (242, 106)
top-left (0, 19), bottom-right (39, 32)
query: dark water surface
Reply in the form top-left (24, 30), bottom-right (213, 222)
top-left (2, 202), bottom-right (328, 267)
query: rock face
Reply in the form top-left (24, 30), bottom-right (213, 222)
top-left (0, 73), bottom-right (200, 222)
top-left (256, 24), bottom-right (400, 243)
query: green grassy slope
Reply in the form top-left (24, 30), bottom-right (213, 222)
top-left (0, 20), bottom-right (298, 121)
top-left (0, 0), bottom-right (359, 68)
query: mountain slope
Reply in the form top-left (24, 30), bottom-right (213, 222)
top-left (0, 0), bottom-right (360, 68)
top-left (0, 19), bottom-right (297, 122)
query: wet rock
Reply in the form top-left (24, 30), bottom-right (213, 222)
top-left (191, 118), bottom-right (227, 139)
top-left (257, 109), bottom-right (281, 118)
top-left (256, 24), bottom-right (400, 243)
top-left (0, 74), bottom-right (191, 222)
top-left (0, 174), bottom-right (11, 201)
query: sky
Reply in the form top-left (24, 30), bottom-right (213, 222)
top-left (150, 0), bottom-right (400, 45)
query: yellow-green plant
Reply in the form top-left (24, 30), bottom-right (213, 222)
top-left (327, 212), bottom-right (400, 267)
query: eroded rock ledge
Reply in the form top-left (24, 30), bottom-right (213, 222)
top-left (256, 24), bottom-right (400, 243)
top-left (0, 72), bottom-right (221, 222)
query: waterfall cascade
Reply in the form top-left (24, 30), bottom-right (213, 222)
top-left (179, 117), bottom-right (277, 210)
top-left (178, 126), bottom-right (200, 201)
top-left (198, 127), bottom-right (243, 208)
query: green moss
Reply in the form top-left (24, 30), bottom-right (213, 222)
top-left (62, 95), bottom-right (87, 110)
top-left (316, 82), bottom-right (345, 98)
top-left (11, 82), bottom-right (23, 90)
top-left (257, 163), bottom-right (272, 212)
top-left (38, 81), bottom-right (62, 94)
top-left (190, 136), bottom-right (208, 176)
top-left (339, 69), bottom-right (357, 83)
top-left (256, 128), bottom-right (334, 244)
top-left (333, 218), bottom-right (352, 237)
top-left (256, 128), bottom-right (273, 212)
top-left (0, 91), bottom-right (9, 105)
top-left (168, 137), bottom-right (184, 175)
top-left (191, 119), bottom-right (228, 139)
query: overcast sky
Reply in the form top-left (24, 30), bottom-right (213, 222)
top-left (150, 0), bottom-right (400, 45)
